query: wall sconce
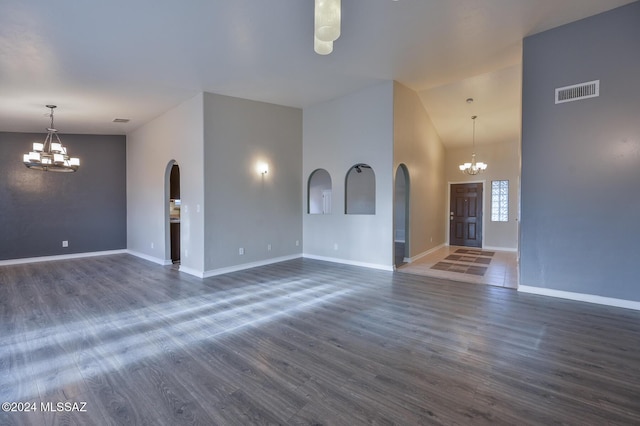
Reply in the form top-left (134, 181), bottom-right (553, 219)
top-left (257, 162), bottom-right (269, 175)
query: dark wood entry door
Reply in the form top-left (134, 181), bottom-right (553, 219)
top-left (450, 183), bottom-right (483, 247)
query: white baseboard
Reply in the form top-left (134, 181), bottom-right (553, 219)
top-left (0, 249), bottom-right (128, 266)
top-left (405, 243), bottom-right (445, 264)
top-left (126, 250), bottom-right (172, 266)
top-left (518, 286), bottom-right (640, 311)
top-left (179, 265), bottom-right (205, 278)
top-left (303, 254), bottom-right (394, 272)
top-left (203, 254), bottom-right (302, 278)
top-left (483, 245), bottom-right (518, 252)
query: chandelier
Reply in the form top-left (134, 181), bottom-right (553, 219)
top-left (459, 115), bottom-right (487, 175)
top-left (23, 105), bottom-right (80, 173)
top-left (314, 0), bottom-right (341, 55)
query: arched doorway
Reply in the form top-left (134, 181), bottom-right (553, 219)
top-left (394, 164), bottom-right (410, 268)
top-left (166, 161), bottom-right (181, 264)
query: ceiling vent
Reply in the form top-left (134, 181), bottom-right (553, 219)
top-left (112, 118), bottom-right (130, 123)
top-left (555, 80), bottom-right (599, 104)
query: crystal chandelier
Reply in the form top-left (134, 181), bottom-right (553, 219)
top-left (314, 0), bottom-right (341, 55)
top-left (23, 105), bottom-right (80, 173)
top-left (459, 115), bottom-right (487, 175)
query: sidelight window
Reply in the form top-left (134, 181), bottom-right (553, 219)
top-left (491, 180), bottom-right (509, 222)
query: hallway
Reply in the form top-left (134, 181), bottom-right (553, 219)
top-left (398, 245), bottom-right (518, 289)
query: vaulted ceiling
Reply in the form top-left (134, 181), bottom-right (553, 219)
top-left (0, 0), bottom-right (635, 147)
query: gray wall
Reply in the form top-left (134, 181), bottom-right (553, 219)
top-left (0, 132), bottom-right (126, 260)
top-left (203, 92), bottom-right (302, 272)
top-left (520, 2), bottom-right (640, 301)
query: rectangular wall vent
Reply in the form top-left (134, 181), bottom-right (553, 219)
top-left (112, 118), bottom-right (130, 123)
top-left (555, 80), bottom-right (599, 104)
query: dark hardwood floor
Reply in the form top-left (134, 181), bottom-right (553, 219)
top-left (1, 254), bottom-right (639, 425)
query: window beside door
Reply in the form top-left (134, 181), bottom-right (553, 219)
top-left (491, 180), bottom-right (509, 222)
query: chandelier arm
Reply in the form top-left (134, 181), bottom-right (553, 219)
top-left (44, 131), bottom-right (53, 151)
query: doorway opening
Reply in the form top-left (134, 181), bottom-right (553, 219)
top-left (394, 164), bottom-right (410, 268)
top-left (167, 162), bottom-right (181, 264)
top-left (449, 182), bottom-right (483, 248)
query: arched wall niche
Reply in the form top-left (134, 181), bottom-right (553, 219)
top-left (345, 163), bottom-right (375, 215)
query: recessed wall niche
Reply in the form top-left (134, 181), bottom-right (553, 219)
top-left (345, 163), bottom-right (375, 215)
top-left (307, 168), bottom-right (332, 214)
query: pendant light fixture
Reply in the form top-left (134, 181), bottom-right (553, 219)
top-left (314, 35), bottom-right (333, 55)
top-left (459, 115), bottom-right (487, 175)
top-left (22, 105), bottom-right (80, 173)
top-left (314, 0), bottom-right (341, 55)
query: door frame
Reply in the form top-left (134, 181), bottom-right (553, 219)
top-left (446, 179), bottom-right (486, 248)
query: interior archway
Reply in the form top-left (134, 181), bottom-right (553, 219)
top-left (394, 164), bottom-right (410, 268)
top-left (165, 161), bottom-right (181, 264)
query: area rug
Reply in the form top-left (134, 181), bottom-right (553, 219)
top-left (430, 249), bottom-right (494, 276)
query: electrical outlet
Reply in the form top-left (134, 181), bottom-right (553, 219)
top-left (239, 248), bottom-right (244, 255)
top-left (295, 240), bottom-right (300, 246)
top-left (151, 242), bottom-right (154, 249)
top-left (267, 244), bottom-right (272, 251)
top-left (333, 243), bottom-right (338, 251)
top-left (62, 240), bottom-right (69, 248)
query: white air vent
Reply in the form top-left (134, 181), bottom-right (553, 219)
top-left (112, 118), bottom-right (130, 123)
top-left (555, 80), bottom-right (599, 104)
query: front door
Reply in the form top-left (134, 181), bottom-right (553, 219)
top-left (450, 183), bottom-right (483, 247)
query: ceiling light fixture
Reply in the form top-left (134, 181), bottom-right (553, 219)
top-left (314, 35), bottom-right (333, 55)
top-left (459, 115), bottom-right (487, 175)
top-left (22, 105), bottom-right (80, 173)
top-left (314, 0), bottom-right (340, 55)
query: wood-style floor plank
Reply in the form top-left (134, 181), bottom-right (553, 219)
top-left (1, 254), bottom-right (640, 425)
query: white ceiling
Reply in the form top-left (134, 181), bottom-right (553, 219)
top-left (0, 0), bottom-right (635, 147)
